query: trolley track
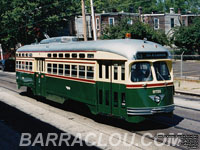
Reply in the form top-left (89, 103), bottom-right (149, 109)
top-left (0, 73), bottom-right (200, 149)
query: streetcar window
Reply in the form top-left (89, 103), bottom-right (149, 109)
top-left (114, 92), bottom-right (118, 107)
top-left (58, 64), bottom-right (64, 75)
top-left (19, 61), bottom-right (21, 69)
top-left (22, 53), bottom-right (24, 57)
top-left (99, 90), bottom-right (103, 104)
top-left (25, 53), bottom-right (28, 57)
top-left (65, 64), bottom-right (70, 76)
top-left (121, 64), bottom-right (125, 80)
top-left (59, 53), bottom-right (63, 58)
top-left (131, 62), bottom-right (153, 82)
top-left (16, 61), bottom-right (19, 69)
top-left (71, 65), bottom-right (77, 77)
top-left (29, 62), bottom-right (32, 71)
top-left (121, 93), bottom-right (126, 107)
top-left (99, 64), bottom-right (102, 78)
top-left (25, 62), bottom-right (28, 70)
top-left (105, 65), bottom-right (109, 79)
top-left (16, 54), bottom-right (18, 57)
top-left (114, 64), bottom-right (118, 80)
top-left (79, 53), bottom-right (85, 58)
top-left (105, 91), bottom-right (109, 105)
top-left (65, 53), bottom-right (70, 58)
top-left (53, 53), bottom-right (57, 58)
top-left (153, 61), bottom-right (171, 81)
top-left (79, 65), bottom-right (85, 78)
top-left (72, 53), bottom-right (77, 58)
top-left (29, 53), bottom-right (32, 57)
top-left (87, 54), bottom-right (94, 58)
top-left (47, 53), bottom-right (51, 57)
top-left (87, 66), bottom-right (94, 79)
top-left (53, 64), bottom-right (57, 74)
top-left (47, 63), bottom-right (52, 74)
top-left (19, 53), bottom-right (21, 57)
top-left (22, 62), bottom-right (25, 69)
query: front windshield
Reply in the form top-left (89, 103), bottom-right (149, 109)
top-left (131, 62), bottom-right (153, 82)
top-left (153, 61), bottom-right (171, 81)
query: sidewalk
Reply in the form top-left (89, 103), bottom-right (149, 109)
top-left (174, 78), bottom-right (200, 96)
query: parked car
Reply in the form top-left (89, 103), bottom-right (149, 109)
top-left (0, 59), bottom-right (15, 71)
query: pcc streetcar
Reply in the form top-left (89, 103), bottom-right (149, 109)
top-left (16, 37), bottom-right (174, 123)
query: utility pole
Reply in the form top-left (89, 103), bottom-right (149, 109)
top-left (90, 0), bottom-right (97, 41)
top-left (0, 44), bottom-right (3, 61)
top-left (81, 0), bottom-right (87, 41)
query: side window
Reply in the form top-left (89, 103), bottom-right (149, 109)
top-left (58, 64), bottom-right (63, 75)
top-left (121, 64), bottom-right (125, 80)
top-left (71, 65), bottom-right (77, 77)
top-left (72, 53), bottom-right (77, 58)
top-left (59, 53), bottom-right (63, 58)
top-left (47, 53), bottom-right (51, 57)
top-left (87, 66), bottom-right (94, 79)
top-left (29, 62), bottom-right (33, 71)
top-left (79, 54), bottom-right (85, 58)
top-left (19, 61), bottom-right (21, 69)
top-left (47, 63), bottom-right (52, 74)
top-left (114, 64), bottom-right (118, 80)
top-left (25, 62), bottom-right (29, 70)
top-left (79, 65), bottom-right (85, 78)
top-left (105, 65), bottom-right (109, 79)
top-left (53, 64), bottom-right (57, 74)
top-left (65, 64), bottom-right (70, 76)
top-left (53, 53), bottom-right (57, 58)
top-left (99, 64), bottom-right (102, 78)
top-left (65, 53), bottom-right (70, 58)
top-left (22, 62), bottom-right (25, 70)
top-left (16, 61), bottom-right (19, 69)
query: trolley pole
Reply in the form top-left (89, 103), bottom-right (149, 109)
top-left (180, 51), bottom-right (184, 78)
top-left (0, 44), bottom-right (3, 61)
top-left (81, 0), bottom-right (87, 41)
top-left (90, 0), bottom-right (97, 41)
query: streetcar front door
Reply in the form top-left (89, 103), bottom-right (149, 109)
top-left (35, 59), bottom-right (46, 96)
top-left (97, 61), bottom-right (112, 114)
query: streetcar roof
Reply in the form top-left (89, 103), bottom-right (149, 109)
top-left (17, 39), bottom-right (171, 60)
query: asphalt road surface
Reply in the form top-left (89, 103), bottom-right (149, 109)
top-left (0, 71), bottom-right (199, 150)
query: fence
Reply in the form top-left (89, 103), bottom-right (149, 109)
top-left (172, 55), bottom-right (200, 80)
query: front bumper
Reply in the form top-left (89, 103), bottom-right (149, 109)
top-left (127, 105), bottom-right (175, 115)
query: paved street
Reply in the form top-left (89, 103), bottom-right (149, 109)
top-left (0, 71), bottom-right (200, 150)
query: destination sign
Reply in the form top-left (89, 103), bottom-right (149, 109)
top-left (136, 52), bottom-right (168, 59)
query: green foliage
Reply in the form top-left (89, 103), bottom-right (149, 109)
top-left (171, 18), bottom-right (200, 55)
top-left (101, 18), bottom-right (169, 46)
top-left (0, 0), bottom-right (81, 50)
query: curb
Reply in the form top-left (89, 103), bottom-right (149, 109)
top-left (175, 90), bottom-right (200, 97)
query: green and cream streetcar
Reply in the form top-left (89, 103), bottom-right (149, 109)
top-left (16, 37), bottom-right (174, 123)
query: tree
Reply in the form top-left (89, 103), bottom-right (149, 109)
top-left (170, 18), bottom-right (200, 55)
top-left (0, 0), bottom-right (81, 50)
top-left (101, 18), bottom-right (169, 46)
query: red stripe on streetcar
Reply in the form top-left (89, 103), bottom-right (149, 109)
top-left (16, 69), bottom-right (34, 74)
top-left (45, 74), bottom-right (96, 84)
top-left (16, 59), bottom-right (34, 61)
top-left (126, 82), bottom-right (173, 88)
top-left (46, 60), bottom-right (95, 64)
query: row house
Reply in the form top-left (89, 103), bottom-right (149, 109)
top-left (74, 8), bottom-right (200, 39)
top-left (95, 12), bottom-right (139, 38)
